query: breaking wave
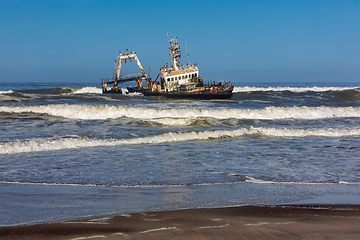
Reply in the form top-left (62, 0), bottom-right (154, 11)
top-left (1, 104), bottom-right (359, 121)
top-left (71, 87), bottom-right (142, 95)
top-left (72, 87), bottom-right (102, 94)
top-left (2, 178), bottom-right (359, 187)
top-left (233, 86), bottom-right (359, 93)
top-left (0, 90), bottom-right (13, 94)
top-left (1, 127), bottom-right (359, 154)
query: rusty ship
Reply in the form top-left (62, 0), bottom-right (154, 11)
top-left (101, 50), bottom-right (147, 94)
top-left (101, 36), bottom-right (234, 99)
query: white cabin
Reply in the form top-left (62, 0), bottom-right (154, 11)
top-left (159, 36), bottom-right (201, 92)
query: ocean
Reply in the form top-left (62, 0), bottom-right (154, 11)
top-left (0, 81), bottom-right (359, 226)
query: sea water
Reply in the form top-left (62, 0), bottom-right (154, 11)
top-left (0, 81), bottom-right (359, 226)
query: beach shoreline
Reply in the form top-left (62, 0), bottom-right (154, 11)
top-left (2, 181), bottom-right (360, 228)
top-left (1, 204), bottom-right (359, 240)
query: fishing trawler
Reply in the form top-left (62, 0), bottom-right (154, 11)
top-left (101, 36), bottom-right (234, 99)
top-left (143, 36), bottom-right (233, 99)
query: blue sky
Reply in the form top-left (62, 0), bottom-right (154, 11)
top-left (0, 0), bottom-right (359, 84)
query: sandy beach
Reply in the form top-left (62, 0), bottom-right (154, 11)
top-left (1, 205), bottom-right (359, 240)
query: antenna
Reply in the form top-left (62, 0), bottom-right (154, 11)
top-left (185, 43), bottom-right (190, 66)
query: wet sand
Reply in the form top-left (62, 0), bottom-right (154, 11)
top-left (1, 205), bottom-right (359, 240)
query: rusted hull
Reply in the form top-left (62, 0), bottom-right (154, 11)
top-left (102, 88), bottom-right (122, 94)
top-left (142, 89), bottom-right (233, 99)
top-left (127, 86), bottom-right (143, 93)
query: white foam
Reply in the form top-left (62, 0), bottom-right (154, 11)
top-left (121, 88), bottom-right (129, 94)
top-left (246, 222), bottom-right (296, 226)
top-left (71, 235), bottom-right (106, 240)
top-left (140, 227), bottom-right (179, 234)
top-left (0, 181), bottom-right (99, 187)
top-left (244, 176), bottom-right (360, 185)
top-left (72, 87), bottom-right (103, 94)
top-left (2, 179), bottom-right (359, 188)
top-left (67, 87), bottom-right (142, 95)
top-left (1, 127), bottom-right (359, 154)
top-left (246, 222), bottom-right (271, 226)
top-left (233, 86), bottom-right (359, 93)
top-left (0, 105), bottom-right (359, 122)
top-left (0, 90), bottom-right (13, 94)
top-left (64, 221), bottom-right (108, 225)
top-left (125, 92), bottom-right (143, 96)
top-left (0, 180), bottom-right (233, 188)
top-left (198, 223), bottom-right (229, 229)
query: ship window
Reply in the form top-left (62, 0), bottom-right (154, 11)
top-left (182, 75), bottom-right (184, 79)
top-left (175, 77), bottom-right (177, 80)
top-left (167, 78), bottom-right (170, 82)
top-left (192, 74), bottom-right (194, 78)
top-left (171, 77), bottom-right (174, 81)
top-left (195, 73), bottom-right (197, 77)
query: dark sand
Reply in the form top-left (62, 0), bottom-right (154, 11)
top-left (1, 205), bottom-right (359, 240)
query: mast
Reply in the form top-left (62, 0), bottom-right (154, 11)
top-left (168, 36), bottom-right (182, 71)
top-left (185, 43), bottom-right (190, 66)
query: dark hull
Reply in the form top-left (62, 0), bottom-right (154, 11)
top-left (104, 86), bottom-right (234, 99)
top-left (103, 89), bottom-right (122, 94)
top-left (127, 86), bottom-right (143, 93)
top-left (102, 87), bottom-right (141, 94)
top-left (142, 90), bottom-right (233, 99)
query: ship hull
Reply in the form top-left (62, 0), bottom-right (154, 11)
top-left (142, 89), bottom-right (233, 99)
top-left (102, 89), bottom-right (122, 94)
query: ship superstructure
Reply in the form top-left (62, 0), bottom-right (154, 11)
top-left (101, 36), bottom-right (234, 99)
top-left (157, 36), bottom-right (202, 93)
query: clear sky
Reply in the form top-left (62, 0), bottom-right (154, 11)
top-left (1, 0), bottom-right (359, 84)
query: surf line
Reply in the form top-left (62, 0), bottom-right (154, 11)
top-left (1, 127), bottom-right (360, 154)
top-left (232, 86), bottom-right (359, 93)
top-left (1, 179), bottom-right (359, 188)
top-left (1, 105), bottom-right (360, 121)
